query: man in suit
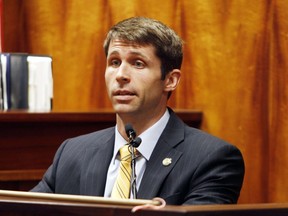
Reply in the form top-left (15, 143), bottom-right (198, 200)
top-left (31, 17), bottom-right (245, 205)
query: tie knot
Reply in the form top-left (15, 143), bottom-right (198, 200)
top-left (119, 145), bottom-right (132, 162)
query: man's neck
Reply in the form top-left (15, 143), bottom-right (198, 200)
top-left (116, 108), bottom-right (168, 140)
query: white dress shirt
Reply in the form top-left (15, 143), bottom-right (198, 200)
top-left (104, 109), bottom-right (170, 198)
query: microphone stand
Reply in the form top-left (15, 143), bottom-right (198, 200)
top-left (129, 145), bottom-right (137, 199)
top-left (125, 124), bottom-right (142, 199)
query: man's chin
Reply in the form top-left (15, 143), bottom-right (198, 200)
top-left (112, 104), bottom-right (136, 114)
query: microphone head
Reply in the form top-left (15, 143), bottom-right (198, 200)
top-left (131, 137), bottom-right (142, 148)
top-left (125, 123), bottom-right (136, 139)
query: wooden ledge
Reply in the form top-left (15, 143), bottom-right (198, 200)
top-left (0, 109), bottom-right (202, 125)
top-left (0, 170), bottom-right (45, 181)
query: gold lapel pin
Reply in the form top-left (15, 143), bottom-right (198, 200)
top-left (162, 158), bottom-right (172, 166)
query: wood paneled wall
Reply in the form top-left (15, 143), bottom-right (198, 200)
top-left (2, 0), bottom-right (288, 204)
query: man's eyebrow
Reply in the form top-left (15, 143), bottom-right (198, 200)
top-left (107, 50), bottom-right (119, 57)
top-left (108, 50), bottom-right (150, 61)
top-left (128, 51), bottom-right (150, 61)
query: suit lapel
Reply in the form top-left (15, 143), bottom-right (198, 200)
top-left (138, 111), bottom-right (185, 199)
top-left (80, 128), bottom-right (115, 196)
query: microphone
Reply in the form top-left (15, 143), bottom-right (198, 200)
top-left (125, 123), bottom-right (136, 141)
top-left (125, 123), bottom-right (142, 147)
top-left (124, 123), bottom-right (141, 199)
top-left (131, 137), bottom-right (142, 148)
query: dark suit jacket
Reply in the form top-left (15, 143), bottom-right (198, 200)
top-left (31, 109), bottom-right (245, 205)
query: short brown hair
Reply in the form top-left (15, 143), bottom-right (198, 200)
top-left (103, 17), bottom-right (183, 80)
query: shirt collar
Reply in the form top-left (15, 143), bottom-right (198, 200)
top-left (113, 109), bottom-right (170, 161)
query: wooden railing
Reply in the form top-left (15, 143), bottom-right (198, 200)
top-left (0, 190), bottom-right (287, 216)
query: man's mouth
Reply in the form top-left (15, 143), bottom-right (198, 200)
top-left (112, 90), bottom-right (137, 102)
top-left (114, 90), bottom-right (135, 96)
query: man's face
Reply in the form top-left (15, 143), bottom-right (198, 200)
top-left (105, 39), bottom-right (168, 117)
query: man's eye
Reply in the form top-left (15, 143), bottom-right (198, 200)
top-left (134, 60), bottom-right (145, 68)
top-left (111, 59), bottom-right (121, 67)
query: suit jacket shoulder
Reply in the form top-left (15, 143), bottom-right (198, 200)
top-left (31, 126), bottom-right (116, 195)
top-left (138, 109), bottom-right (245, 205)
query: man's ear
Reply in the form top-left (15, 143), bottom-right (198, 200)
top-left (164, 69), bottom-right (181, 92)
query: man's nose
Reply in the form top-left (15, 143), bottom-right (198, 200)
top-left (116, 63), bottom-right (130, 83)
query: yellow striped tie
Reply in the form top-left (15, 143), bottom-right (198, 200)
top-left (111, 145), bottom-right (132, 199)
